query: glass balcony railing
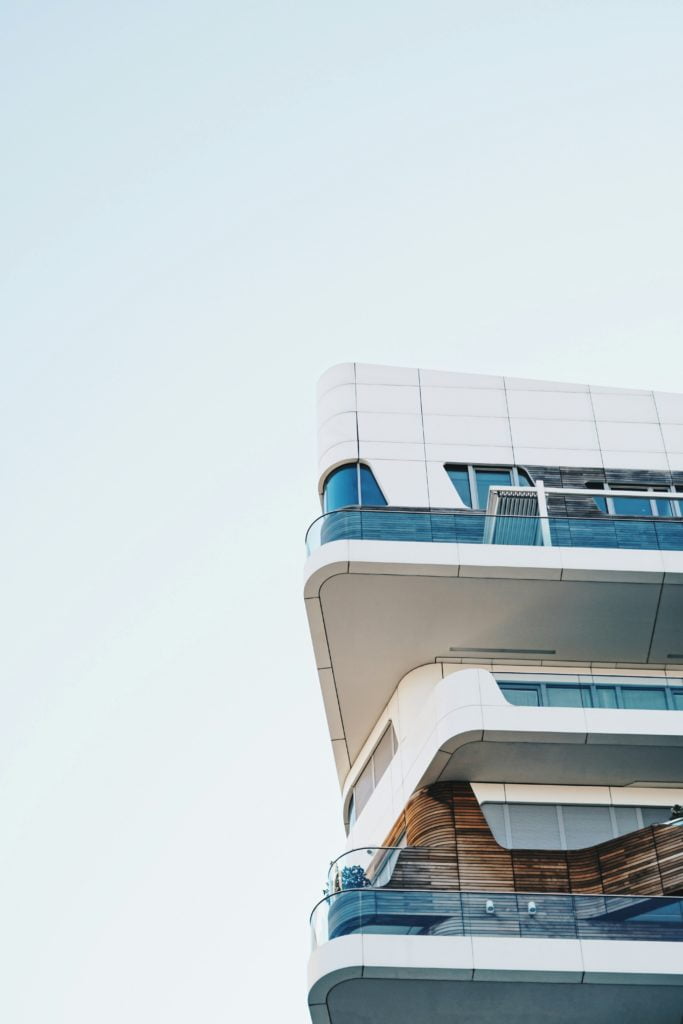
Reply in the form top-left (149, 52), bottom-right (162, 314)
top-left (310, 888), bottom-right (683, 948)
top-left (305, 508), bottom-right (683, 554)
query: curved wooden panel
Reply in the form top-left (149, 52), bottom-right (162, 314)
top-left (405, 783), bottom-right (455, 847)
top-left (382, 782), bottom-right (683, 898)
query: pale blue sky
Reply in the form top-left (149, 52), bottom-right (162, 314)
top-left (2, 2), bottom-right (683, 1021)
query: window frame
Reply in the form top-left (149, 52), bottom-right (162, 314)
top-left (347, 723), bottom-right (398, 826)
top-left (499, 678), bottom-right (683, 711)
top-left (445, 464), bottom-right (533, 510)
top-left (586, 481), bottom-right (683, 518)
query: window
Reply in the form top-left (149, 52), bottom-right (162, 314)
top-left (586, 482), bottom-right (682, 517)
top-left (446, 465), bottom-right (533, 509)
top-left (482, 801), bottom-right (671, 850)
top-left (498, 673), bottom-right (683, 712)
top-left (347, 725), bottom-right (397, 826)
top-left (323, 463), bottom-right (387, 512)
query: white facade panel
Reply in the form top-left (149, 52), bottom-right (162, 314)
top-left (509, 418), bottom-right (600, 450)
top-left (423, 415), bottom-right (512, 446)
top-left (420, 387), bottom-right (508, 417)
top-left (505, 389), bottom-right (594, 420)
top-left (357, 412), bottom-right (424, 444)
top-left (356, 383), bottom-right (422, 415)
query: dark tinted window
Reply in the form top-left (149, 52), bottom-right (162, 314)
top-left (323, 463), bottom-right (386, 511)
top-left (446, 467), bottom-right (471, 506)
top-left (323, 464), bottom-right (359, 511)
top-left (475, 469), bottom-right (512, 509)
top-left (359, 465), bottom-right (387, 506)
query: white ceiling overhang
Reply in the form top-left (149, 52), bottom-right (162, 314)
top-left (304, 540), bottom-right (683, 774)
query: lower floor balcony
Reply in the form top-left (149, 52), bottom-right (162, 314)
top-left (308, 794), bottom-right (683, 1020)
top-left (312, 888), bottom-right (683, 946)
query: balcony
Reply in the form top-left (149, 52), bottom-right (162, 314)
top-left (306, 507), bottom-right (683, 554)
top-left (309, 889), bottom-right (683, 1023)
top-left (312, 888), bottom-right (683, 946)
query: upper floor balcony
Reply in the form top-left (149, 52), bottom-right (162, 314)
top-left (306, 485), bottom-right (683, 554)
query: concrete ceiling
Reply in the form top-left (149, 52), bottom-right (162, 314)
top-left (306, 545), bottom-right (683, 762)
top-left (325, 978), bottom-right (683, 1024)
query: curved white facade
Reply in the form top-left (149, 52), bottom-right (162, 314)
top-left (304, 365), bottom-right (683, 1024)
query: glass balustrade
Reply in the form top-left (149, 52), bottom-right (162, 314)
top-left (305, 508), bottom-right (683, 554)
top-left (310, 888), bottom-right (683, 948)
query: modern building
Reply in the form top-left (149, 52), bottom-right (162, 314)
top-left (304, 363), bottom-right (683, 1024)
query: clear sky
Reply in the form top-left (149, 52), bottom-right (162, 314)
top-left (2, 2), bottom-right (683, 1021)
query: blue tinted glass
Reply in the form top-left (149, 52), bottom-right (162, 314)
top-left (516, 469), bottom-right (533, 486)
top-left (596, 686), bottom-right (618, 708)
top-left (475, 469), bottom-right (512, 509)
top-left (446, 467), bottom-right (472, 506)
top-left (621, 687), bottom-right (667, 710)
top-left (359, 465), bottom-right (387, 507)
top-left (672, 691), bottom-right (683, 710)
top-left (323, 465), bottom-right (359, 512)
top-left (612, 495), bottom-right (653, 516)
top-left (546, 685), bottom-right (592, 708)
top-left (500, 685), bottom-right (540, 706)
top-left (592, 496), bottom-right (608, 513)
top-left (655, 498), bottom-right (674, 517)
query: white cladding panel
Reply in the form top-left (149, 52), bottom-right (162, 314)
top-left (317, 364), bottom-right (683, 503)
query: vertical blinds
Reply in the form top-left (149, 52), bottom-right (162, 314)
top-left (482, 802), bottom-right (670, 850)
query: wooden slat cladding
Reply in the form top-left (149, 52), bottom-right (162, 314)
top-left (566, 846), bottom-right (603, 894)
top-left (654, 824), bottom-right (683, 893)
top-left (598, 829), bottom-right (663, 896)
top-left (511, 851), bottom-right (570, 893)
top-left (452, 783), bottom-right (515, 892)
top-left (405, 783), bottom-right (455, 847)
top-left (382, 783), bottom-right (683, 897)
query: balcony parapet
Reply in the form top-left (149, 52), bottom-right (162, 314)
top-left (306, 506), bottom-right (683, 555)
top-left (311, 887), bottom-right (683, 947)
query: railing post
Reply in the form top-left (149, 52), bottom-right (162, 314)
top-left (536, 479), bottom-right (552, 547)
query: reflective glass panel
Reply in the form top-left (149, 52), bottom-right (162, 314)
top-left (595, 686), bottom-right (618, 708)
top-left (612, 495), bottom-right (653, 516)
top-left (546, 685), bottom-right (592, 708)
top-left (641, 807), bottom-right (670, 827)
top-left (621, 687), bottom-right (667, 710)
top-left (655, 498), bottom-right (674, 517)
top-left (353, 760), bottom-right (374, 817)
top-left (446, 467), bottom-right (471, 506)
top-left (372, 726), bottom-right (395, 785)
top-left (672, 690), bottom-right (683, 710)
top-left (323, 464), bottom-right (359, 512)
top-left (500, 685), bottom-right (540, 706)
top-left (359, 465), bottom-right (387, 507)
top-left (475, 469), bottom-right (512, 509)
